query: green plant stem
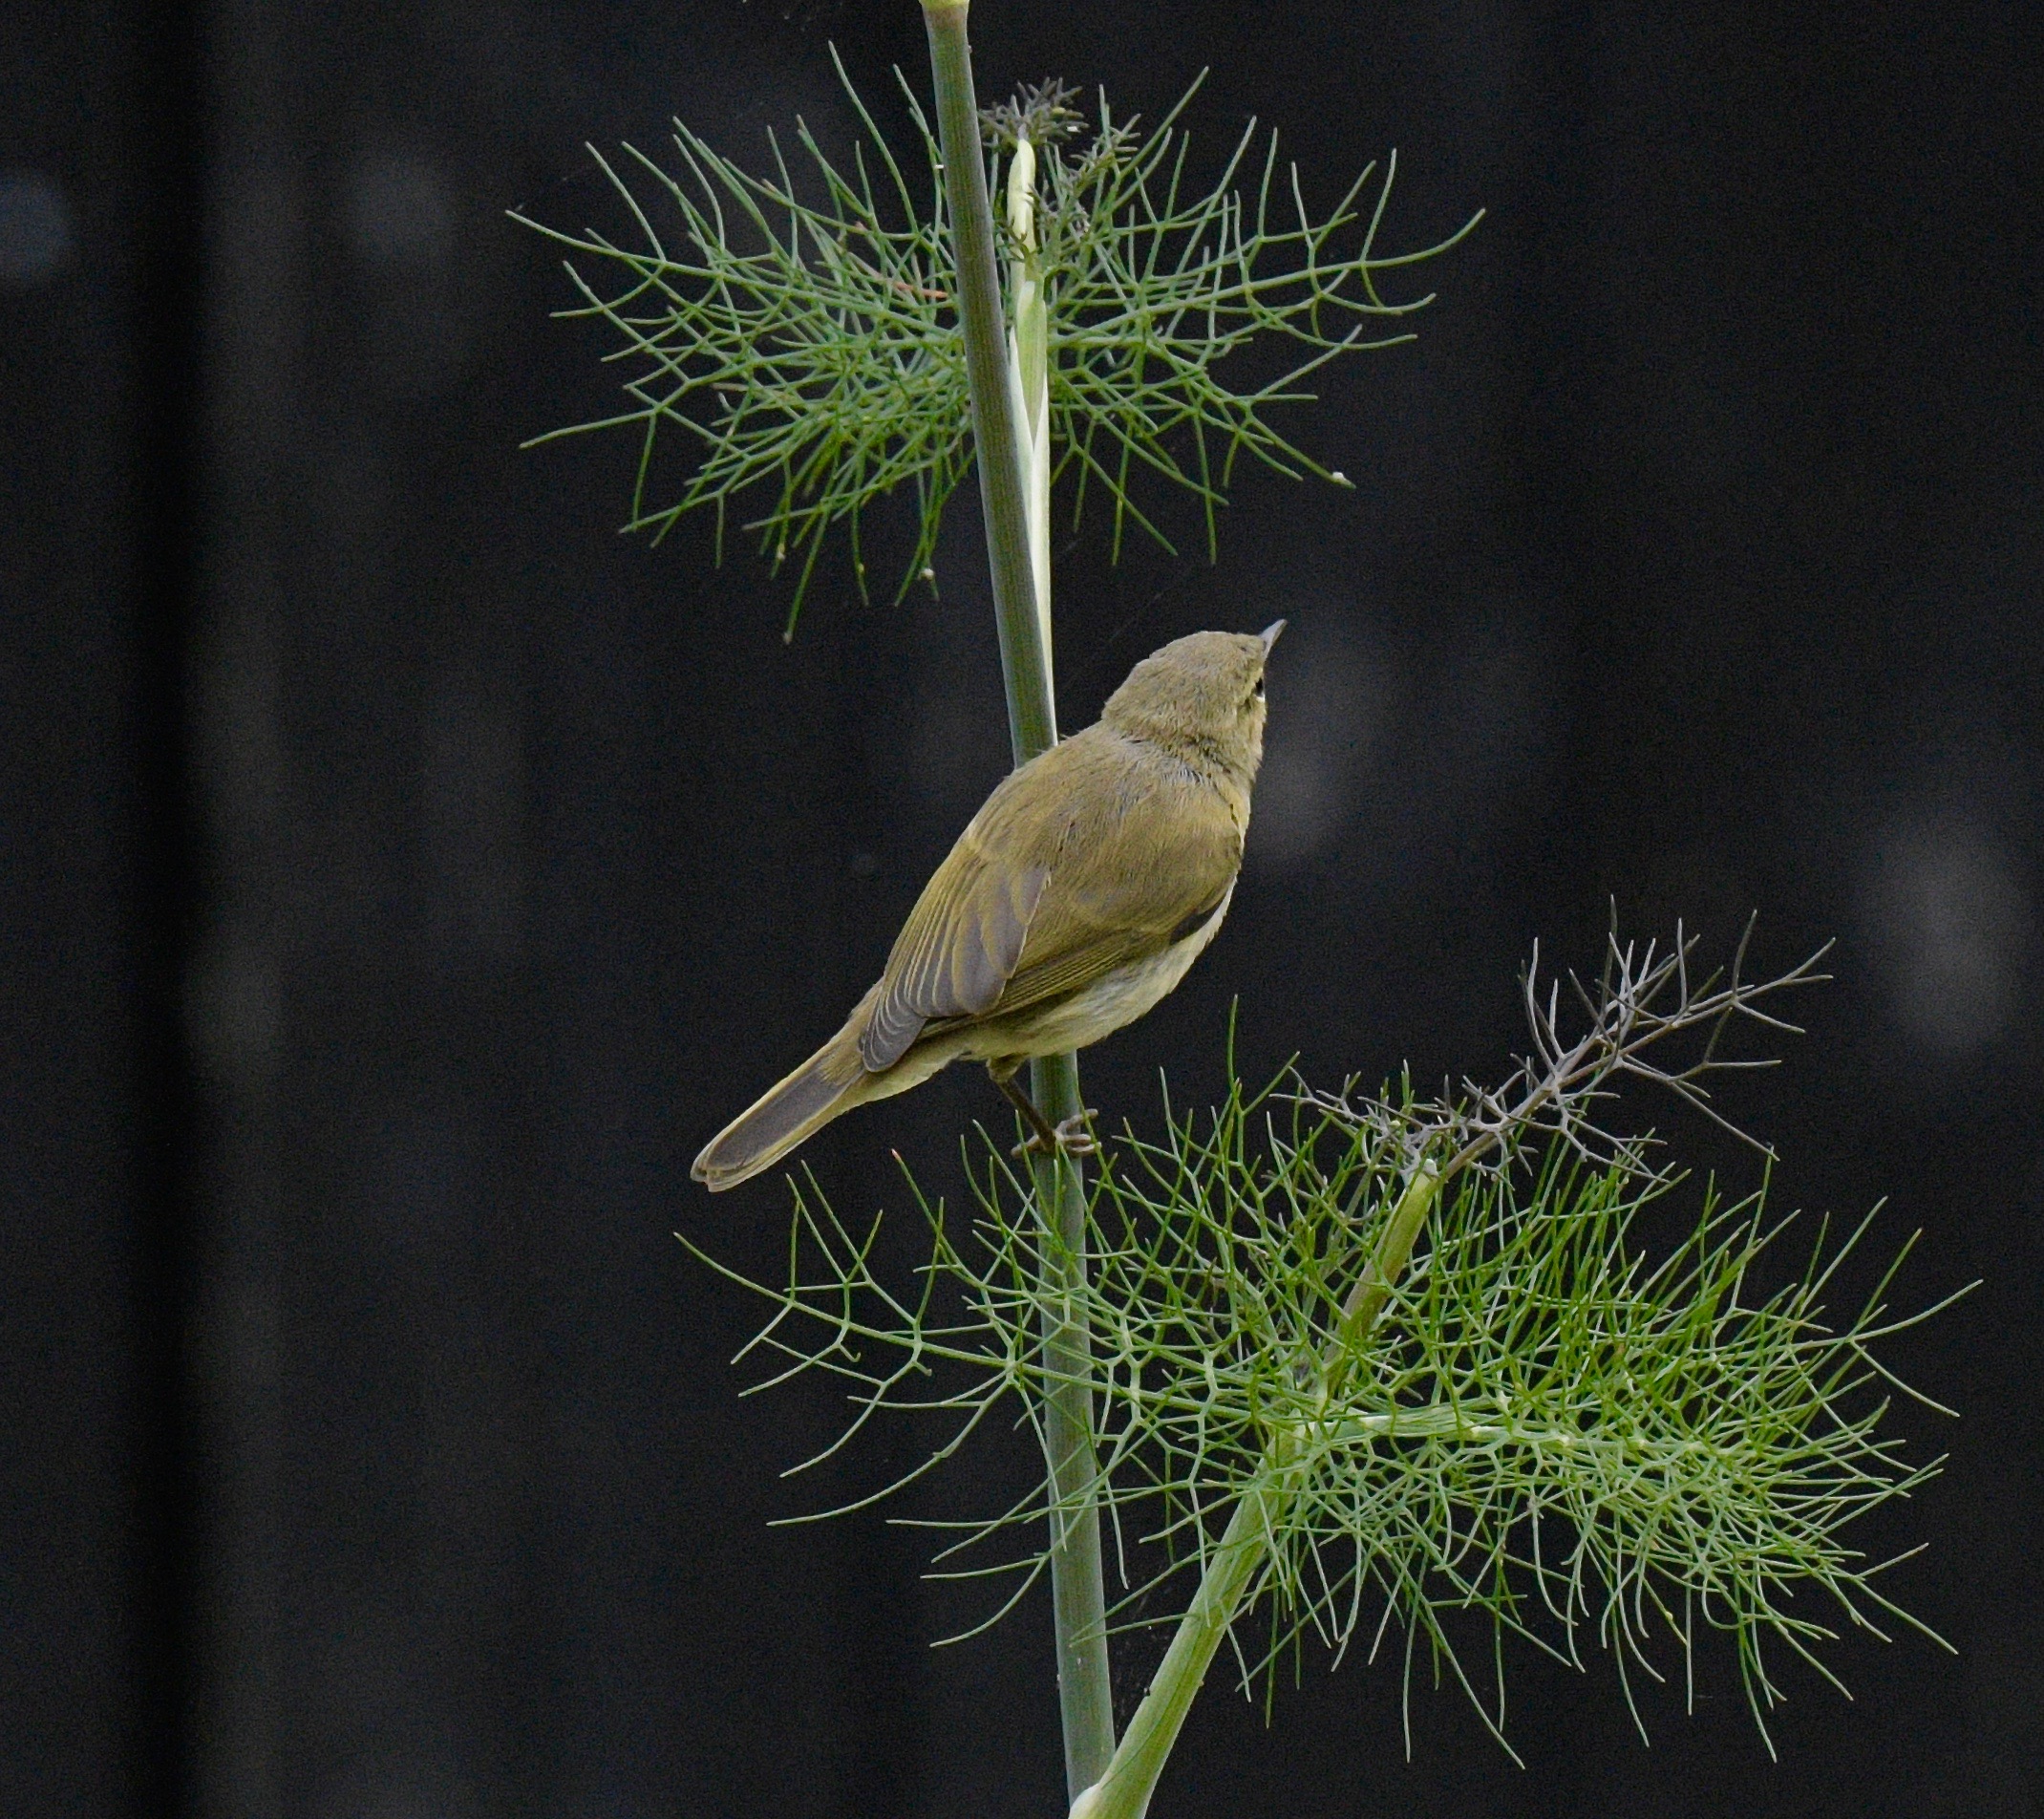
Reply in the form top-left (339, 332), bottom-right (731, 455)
top-left (1068, 1476), bottom-right (1288, 1819)
top-left (1027, 1051), bottom-right (1113, 1794)
top-left (1324, 1155), bottom-right (1443, 1396)
top-left (1073, 1162), bottom-right (1445, 1819)
top-left (1005, 134), bottom-right (1054, 713)
top-left (922, 0), bottom-right (1053, 761)
top-left (922, 0), bottom-right (1116, 1798)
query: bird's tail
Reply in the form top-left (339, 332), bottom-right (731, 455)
top-left (692, 1016), bottom-right (873, 1193)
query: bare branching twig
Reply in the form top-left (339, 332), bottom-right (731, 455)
top-left (1309, 915), bottom-right (1834, 1191)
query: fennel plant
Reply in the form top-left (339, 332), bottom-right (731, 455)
top-left (519, 8), bottom-right (1961, 1814)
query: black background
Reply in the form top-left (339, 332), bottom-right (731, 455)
top-left (3, 0), bottom-right (2040, 1814)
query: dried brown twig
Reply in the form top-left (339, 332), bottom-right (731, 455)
top-left (1306, 915), bottom-right (1832, 1190)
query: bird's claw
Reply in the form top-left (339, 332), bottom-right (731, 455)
top-left (1012, 1109), bottom-right (1100, 1160)
top-left (1055, 1110), bottom-right (1100, 1157)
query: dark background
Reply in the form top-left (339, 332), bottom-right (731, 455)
top-left (3, 0), bottom-right (2040, 1813)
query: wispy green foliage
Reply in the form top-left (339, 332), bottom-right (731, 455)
top-left (515, 55), bottom-right (1478, 631)
top-left (986, 75), bottom-right (1477, 565)
top-left (515, 55), bottom-right (966, 632)
top-left (1096, 1108), bottom-right (1954, 1754)
top-left (681, 931), bottom-right (1963, 1755)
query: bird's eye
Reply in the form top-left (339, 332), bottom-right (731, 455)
top-left (1251, 674), bottom-right (1266, 700)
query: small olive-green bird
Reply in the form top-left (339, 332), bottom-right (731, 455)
top-left (692, 623), bottom-right (1283, 1191)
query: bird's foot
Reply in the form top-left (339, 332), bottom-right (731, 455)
top-left (1012, 1108), bottom-right (1100, 1161)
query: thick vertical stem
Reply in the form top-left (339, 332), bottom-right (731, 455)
top-left (1072, 1164), bottom-right (1445, 1819)
top-left (1069, 1480), bottom-right (1288, 1819)
top-left (1027, 1051), bottom-right (1113, 1794)
top-left (922, 1), bottom-right (1116, 1798)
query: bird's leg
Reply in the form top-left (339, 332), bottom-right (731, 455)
top-left (993, 1068), bottom-right (1062, 1150)
top-left (991, 1067), bottom-right (1099, 1159)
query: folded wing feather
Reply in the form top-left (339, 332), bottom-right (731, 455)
top-left (855, 733), bottom-right (1243, 1073)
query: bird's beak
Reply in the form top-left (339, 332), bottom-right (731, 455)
top-left (1259, 619), bottom-right (1287, 654)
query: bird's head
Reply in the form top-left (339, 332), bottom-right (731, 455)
top-left (1101, 622), bottom-right (1285, 780)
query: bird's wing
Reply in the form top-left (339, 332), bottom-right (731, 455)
top-left (987, 767), bottom-right (1241, 1016)
top-left (859, 734), bottom-right (1241, 1070)
top-left (859, 826), bottom-right (1050, 1069)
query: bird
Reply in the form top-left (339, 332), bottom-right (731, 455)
top-left (692, 622), bottom-right (1283, 1191)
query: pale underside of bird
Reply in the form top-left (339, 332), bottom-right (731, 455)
top-left (692, 625), bottom-right (1282, 1192)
